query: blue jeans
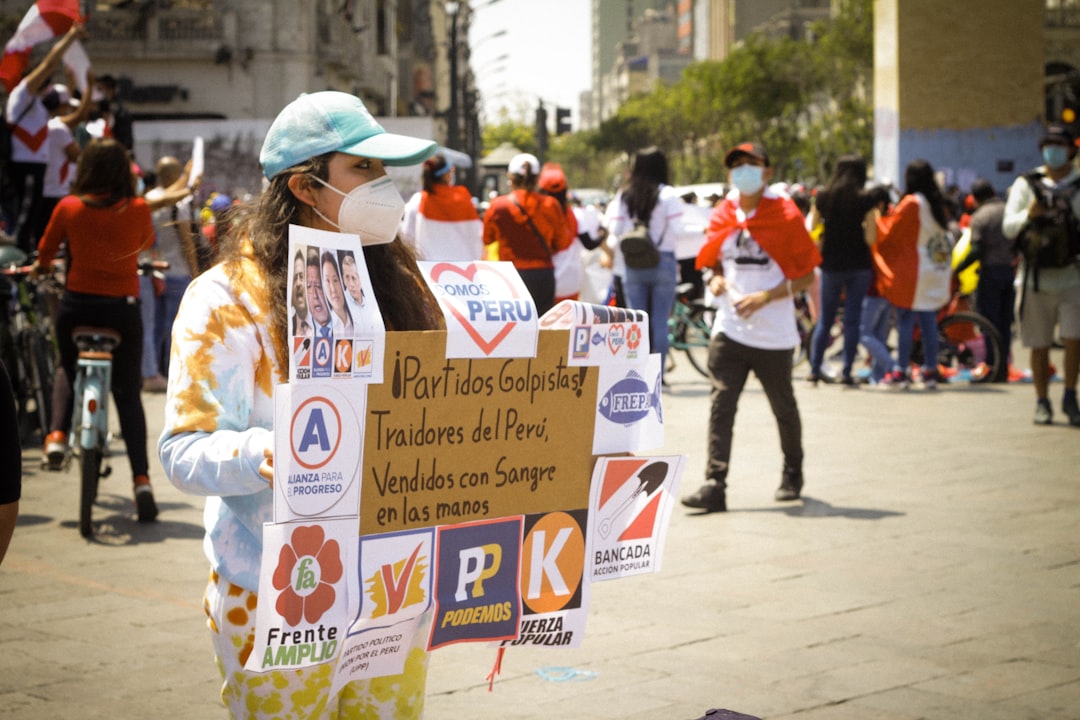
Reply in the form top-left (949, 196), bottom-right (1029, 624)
top-left (860, 295), bottom-right (895, 381)
top-left (139, 275), bottom-right (158, 377)
top-left (155, 274), bottom-right (191, 375)
top-left (896, 308), bottom-right (939, 375)
top-left (809, 268), bottom-right (872, 378)
top-left (623, 251), bottom-right (678, 362)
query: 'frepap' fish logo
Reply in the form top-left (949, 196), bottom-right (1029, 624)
top-left (598, 370), bottom-right (662, 425)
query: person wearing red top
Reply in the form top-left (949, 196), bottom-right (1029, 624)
top-left (32, 138), bottom-right (159, 522)
top-left (482, 153), bottom-right (573, 315)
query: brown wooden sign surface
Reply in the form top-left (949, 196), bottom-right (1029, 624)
top-left (360, 329), bottom-right (599, 534)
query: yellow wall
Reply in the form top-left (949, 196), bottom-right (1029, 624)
top-left (876, 0), bottom-right (1044, 131)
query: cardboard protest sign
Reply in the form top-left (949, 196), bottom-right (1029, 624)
top-left (587, 456), bottom-right (685, 582)
top-left (418, 261), bottom-right (539, 358)
top-left (250, 225), bottom-right (687, 684)
top-left (360, 329), bottom-right (598, 535)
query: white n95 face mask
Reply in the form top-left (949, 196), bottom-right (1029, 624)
top-left (310, 175), bottom-right (405, 245)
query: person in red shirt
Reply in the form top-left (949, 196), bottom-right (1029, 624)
top-left (32, 137), bottom-right (159, 522)
top-left (482, 153), bottom-right (573, 315)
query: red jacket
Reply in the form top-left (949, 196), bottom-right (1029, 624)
top-left (483, 189), bottom-right (572, 270)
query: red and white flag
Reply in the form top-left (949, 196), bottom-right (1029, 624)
top-left (0, 0), bottom-right (82, 93)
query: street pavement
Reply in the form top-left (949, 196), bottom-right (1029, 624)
top-left (2, 344), bottom-right (1079, 720)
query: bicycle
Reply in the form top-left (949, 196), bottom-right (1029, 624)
top-left (51, 259), bottom-right (167, 537)
top-left (70, 325), bottom-right (121, 537)
top-left (0, 249), bottom-right (60, 445)
top-left (913, 293), bottom-right (1003, 385)
top-left (666, 282), bottom-right (714, 377)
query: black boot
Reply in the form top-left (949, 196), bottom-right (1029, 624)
top-left (682, 481), bottom-right (727, 512)
top-left (774, 468), bottom-right (803, 502)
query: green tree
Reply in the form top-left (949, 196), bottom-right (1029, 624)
top-left (580, 0), bottom-right (873, 187)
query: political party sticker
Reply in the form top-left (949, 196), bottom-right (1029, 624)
top-left (333, 338), bottom-right (354, 377)
top-left (247, 518), bottom-right (358, 673)
top-left (293, 336), bottom-right (312, 380)
top-left (495, 509), bottom-right (589, 649)
top-left (543, 301), bottom-right (650, 366)
top-left (586, 456), bottom-right (685, 582)
top-left (429, 517), bottom-right (523, 650)
top-left (353, 339), bottom-right (375, 376)
top-left (592, 355), bottom-right (664, 454)
top-left (418, 260), bottom-right (538, 359)
top-left (329, 529), bottom-right (435, 688)
top-left (273, 382), bottom-right (365, 523)
top-left (288, 225), bottom-right (388, 384)
top-left (312, 335), bottom-right (334, 378)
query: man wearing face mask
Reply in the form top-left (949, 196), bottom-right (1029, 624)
top-left (681, 142), bottom-right (821, 513)
top-left (1003, 125), bottom-right (1080, 426)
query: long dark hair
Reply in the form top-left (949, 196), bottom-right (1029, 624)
top-left (816, 155), bottom-right (868, 218)
top-left (71, 138), bottom-right (136, 204)
top-left (622, 146), bottom-right (669, 223)
top-left (222, 152), bottom-right (444, 373)
top-left (903, 159), bottom-right (949, 230)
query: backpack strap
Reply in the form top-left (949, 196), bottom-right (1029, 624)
top-left (510, 194), bottom-right (553, 262)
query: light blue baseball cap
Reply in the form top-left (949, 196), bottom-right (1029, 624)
top-left (259, 91), bottom-right (437, 179)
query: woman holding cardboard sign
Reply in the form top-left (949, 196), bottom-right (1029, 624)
top-left (158, 91), bottom-right (443, 719)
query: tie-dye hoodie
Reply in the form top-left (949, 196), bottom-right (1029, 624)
top-left (158, 242), bottom-right (282, 592)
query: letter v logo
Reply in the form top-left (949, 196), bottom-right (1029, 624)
top-left (378, 543), bottom-right (423, 615)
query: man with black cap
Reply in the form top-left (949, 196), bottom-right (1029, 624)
top-left (1002, 124), bottom-right (1080, 426)
top-left (681, 142), bottom-right (821, 512)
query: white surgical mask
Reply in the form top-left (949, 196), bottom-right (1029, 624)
top-left (1042, 145), bottom-right (1069, 170)
top-left (309, 175), bottom-right (405, 245)
top-left (730, 164), bottom-right (765, 196)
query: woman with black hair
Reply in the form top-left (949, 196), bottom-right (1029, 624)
top-left (872, 159), bottom-right (955, 389)
top-left (32, 137), bottom-right (159, 521)
top-left (806, 155), bottom-right (879, 385)
top-left (604, 147), bottom-right (684, 373)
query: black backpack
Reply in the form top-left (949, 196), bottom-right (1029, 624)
top-left (1017, 172), bottom-right (1080, 281)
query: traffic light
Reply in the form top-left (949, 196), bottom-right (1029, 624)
top-left (555, 107), bottom-right (572, 135)
top-left (535, 103), bottom-right (549, 161)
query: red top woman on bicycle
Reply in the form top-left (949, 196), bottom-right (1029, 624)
top-left (32, 138), bottom-right (159, 522)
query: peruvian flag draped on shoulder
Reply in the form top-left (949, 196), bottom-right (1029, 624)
top-left (0, 0), bottom-right (83, 93)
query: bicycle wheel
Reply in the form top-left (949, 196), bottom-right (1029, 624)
top-left (79, 446), bottom-right (103, 538)
top-left (936, 311), bottom-right (1003, 384)
top-left (682, 304), bottom-right (714, 377)
top-left (19, 327), bottom-right (54, 441)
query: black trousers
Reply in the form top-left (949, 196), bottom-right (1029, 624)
top-left (52, 292), bottom-right (149, 478)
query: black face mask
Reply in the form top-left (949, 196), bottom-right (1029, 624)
top-left (97, 99), bottom-right (112, 115)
